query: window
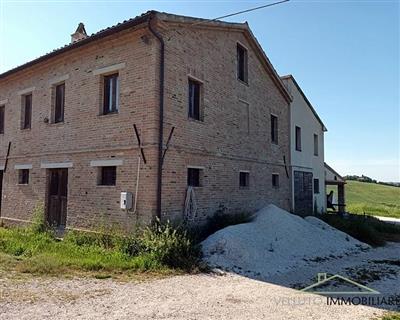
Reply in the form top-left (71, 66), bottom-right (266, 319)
top-left (295, 126), bottom-right (302, 151)
top-left (313, 134), bottom-right (319, 156)
top-left (239, 171), bottom-right (250, 188)
top-left (54, 83), bottom-right (65, 123)
top-left (314, 178), bottom-right (320, 194)
top-left (99, 166), bottom-right (116, 186)
top-left (0, 105), bottom-right (4, 134)
top-left (188, 79), bottom-right (201, 120)
top-left (272, 174), bottom-right (279, 188)
top-left (22, 94), bottom-right (32, 129)
top-left (18, 169), bottom-right (29, 185)
top-left (187, 168), bottom-right (202, 187)
top-left (271, 115), bottom-right (278, 144)
top-left (237, 43), bottom-right (248, 83)
top-left (103, 73), bottom-right (119, 114)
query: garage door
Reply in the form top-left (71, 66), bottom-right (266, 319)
top-left (294, 171), bottom-right (313, 216)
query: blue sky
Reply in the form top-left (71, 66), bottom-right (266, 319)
top-left (0, 0), bottom-right (399, 181)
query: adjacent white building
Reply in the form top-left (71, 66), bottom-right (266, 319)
top-left (281, 75), bottom-right (327, 215)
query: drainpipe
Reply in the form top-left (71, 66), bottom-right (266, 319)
top-left (148, 15), bottom-right (164, 220)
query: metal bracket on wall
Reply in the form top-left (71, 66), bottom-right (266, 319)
top-left (283, 155), bottom-right (289, 178)
top-left (162, 126), bottom-right (175, 164)
top-left (4, 142), bottom-right (11, 172)
top-left (133, 124), bottom-right (147, 164)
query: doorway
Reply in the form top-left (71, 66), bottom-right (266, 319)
top-left (294, 170), bottom-right (313, 216)
top-left (47, 169), bottom-right (68, 229)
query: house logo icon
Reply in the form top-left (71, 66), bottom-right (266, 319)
top-left (301, 273), bottom-right (380, 295)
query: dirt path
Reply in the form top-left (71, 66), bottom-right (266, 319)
top-left (0, 273), bottom-right (385, 320)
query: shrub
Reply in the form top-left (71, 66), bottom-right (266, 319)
top-left (0, 217), bottom-right (202, 276)
top-left (192, 207), bottom-right (254, 242)
top-left (141, 219), bottom-right (200, 270)
top-left (29, 203), bottom-right (49, 234)
top-left (119, 236), bottom-right (144, 257)
top-left (318, 213), bottom-right (400, 246)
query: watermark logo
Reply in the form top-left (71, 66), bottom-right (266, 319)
top-left (301, 272), bottom-right (380, 295)
top-left (273, 273), bottom-right (399, 307)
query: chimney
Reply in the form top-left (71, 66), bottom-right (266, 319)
top-left (71, 23), bottom-right (88, 44)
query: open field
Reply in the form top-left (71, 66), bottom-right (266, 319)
top-left (328, 181), bottom-right (400, 218)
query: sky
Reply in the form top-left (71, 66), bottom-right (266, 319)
top-left (0, 0), bottom-right (399, 182)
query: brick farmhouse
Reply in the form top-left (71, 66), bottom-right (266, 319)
top-left (0, 11), bottom-right (332, 232)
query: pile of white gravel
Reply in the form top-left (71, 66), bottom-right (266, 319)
top-left (201, 204), bottom-right (370, 279)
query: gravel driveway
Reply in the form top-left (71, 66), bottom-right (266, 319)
top-left (0, 273), bottom-right (385, 320)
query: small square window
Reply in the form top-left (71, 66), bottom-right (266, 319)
top-left (103, 74), bottom-right (119, 115)
top-left (0, 105), bottom-right (4, 134)
top-left (239, 171), bottom-right (250, 188)
top-left (237, 43), bottom-right (248, 83)
top-left (188, 79), bottom-right (202, 121)
top-left (295, 126), bottom-right (302, 151)
top-left (314, 178), bottom-right (320, 194)
top-left (187, 168), bottom-right (202, 187)
top-left (18, 169), bottom-right (29, 185)
top-left (98, 166), bottom-right (116, 186)
top-left (21, 94), bottom-right (32, 129)
top-left (272, 174), bottom-right (279, 188)
top-left (271, 114), bottom-right (278, 144)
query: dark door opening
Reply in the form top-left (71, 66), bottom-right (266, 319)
top-left (294, 170), bottom-right (313, 216)
top-left (47, 169), bottom-right (68, 229)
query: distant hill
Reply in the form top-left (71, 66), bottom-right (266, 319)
top-left (344, 175), bottom-right (400, 187)
top-left (328, 180), bottom-right (400, 218)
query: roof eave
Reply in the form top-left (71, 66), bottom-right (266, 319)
top-left (0, 11), bottom-right (155, 80)
top-left (281, 74), bottom-right (327, 131)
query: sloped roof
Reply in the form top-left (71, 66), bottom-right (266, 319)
top-left (325, 162), bottom-right (345, 182)
top-left (0, 11), bottom-right (154, 79)
top-left (0, 11), bottom-right (291, 103)
top-left (281, 74), bottom-right (327, 131)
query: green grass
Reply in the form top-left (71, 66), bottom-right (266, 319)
top-left (377, 313), bottom-right (400, 320)
top-left (319, 213), bottom-right (400, 247)
top-left (0, 222), bottom-right (201, 278)
top-left (328, 180), bottom-right (400, 218)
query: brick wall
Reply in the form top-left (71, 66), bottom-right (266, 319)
top-left (160, 22), bottom-right (292, 221)
top-left (0, 25), bottom-right (160, 230)
top-left (0, 16), bottom-right (292, 231)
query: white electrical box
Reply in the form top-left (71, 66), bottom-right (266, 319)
top-left (120, 192), bottom-right (133, 210)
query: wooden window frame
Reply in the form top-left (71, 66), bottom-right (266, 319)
top-left (272, 173), bottom-right (280, 188)
top-left (237, 43), bottom-right (248, 84)
top-left (21, 94), bottom-right (32, 130)
top-left (314, 178), bottom-right (320, 194)
top-left (18, 169), bottom-right (29, 185)
top-left (54, 83), bottom-right (65, 123)
top-left (0, 105), bottom-right (4, 134)
top-left (188, 78), bottom-right (203, 121)
top-left (98, 166), bottom-right (117, 186)
top-left (187, 167), bottom-right (202, 187)
top-left (295, 126), bottom-right (302, 151)
top-left (239, 171), bottom-right (250, 188)
top-left (102, 73), bottom-right (119, 115)
top-left (271, 114), bottom-right (278, 144)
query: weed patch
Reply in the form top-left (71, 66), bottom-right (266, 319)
top-left (317, 213), bottom-right (400, 246)
top-left (0, 219), bottom-right (201, 277)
